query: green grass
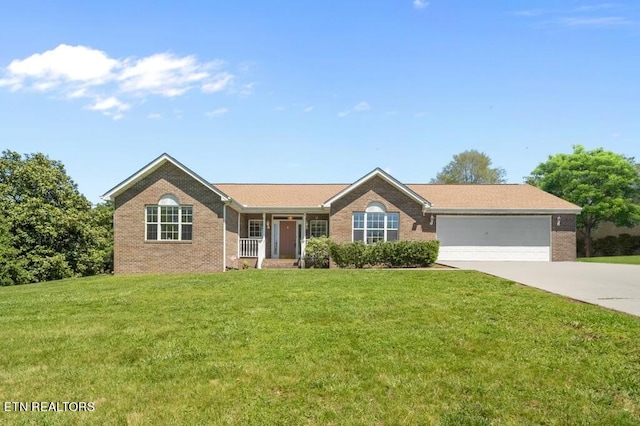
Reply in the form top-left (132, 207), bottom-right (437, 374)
top-left (1, 270), bottom-right (639, 425)
top-left (578, 255), bottom-right (640, 265)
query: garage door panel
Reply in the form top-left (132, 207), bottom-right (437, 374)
top-left (437, 216), bottom-right (551, 262)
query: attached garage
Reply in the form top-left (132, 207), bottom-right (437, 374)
top-left (437, 215), bottom-right (551, 261)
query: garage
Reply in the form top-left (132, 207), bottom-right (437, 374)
top-left (437, 216), bottom-right (551, 261)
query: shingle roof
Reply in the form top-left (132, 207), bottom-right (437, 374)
top-left (214, 184), bottom-right (348, 208)
top-left (214, 182), bottom-right (580, 212)
top-left (407, 184), bottom-right (580, 211)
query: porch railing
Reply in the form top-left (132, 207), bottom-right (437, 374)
top-left (239, 237), bottom-right (266, 269)
top-left (239, 238), bottom-right (260, 258)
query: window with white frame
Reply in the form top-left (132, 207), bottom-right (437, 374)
top-left (352, 202), bottom-right (399, 243)
top-left (309, 220), bottom-right (328, 238)
top-left (146, 194), bottom-right (193, 241)
top-left (248, 219), bottom-right (264, 238)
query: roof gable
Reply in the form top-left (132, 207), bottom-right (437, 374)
top-left (321, 168), bottom-right (431, 210)
top-left (101, 153), bottom-right (229, 201)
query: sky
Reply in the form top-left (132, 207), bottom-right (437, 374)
top-left (1, 1), bottom-right (639, 204)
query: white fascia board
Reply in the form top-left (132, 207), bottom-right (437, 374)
top-left (429, 208), bottom-right (582, 215)
top-left (101, 153), bottom-right (229, 202)
top-left (322, 167), bottom-right (431, 209)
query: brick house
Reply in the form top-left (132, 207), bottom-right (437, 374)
top-left (102, 154), bottom-right (581, 273)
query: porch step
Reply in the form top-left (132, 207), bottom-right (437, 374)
top-left (261, 259), bottom-right (300, 269)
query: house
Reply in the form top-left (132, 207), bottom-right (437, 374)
top-left (101, 154), bottom-right (582, 273)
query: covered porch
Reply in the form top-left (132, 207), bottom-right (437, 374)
top-left (237, 212), bottom-right (329, 269)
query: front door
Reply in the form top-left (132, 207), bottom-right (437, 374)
top-left (279, 221), bottom-right (297, 259)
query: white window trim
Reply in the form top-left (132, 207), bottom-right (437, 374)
top-left (145, 205), bottom-right (193, 241)
top-left (248, 219), bottom-right (264, 239)
top-left (309, 219), bottom-right (328, 238)
top-left (352, 212), bottom-right (399, 243)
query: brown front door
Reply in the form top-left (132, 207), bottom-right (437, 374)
top-left (279, 221), bottom-right (297, 259)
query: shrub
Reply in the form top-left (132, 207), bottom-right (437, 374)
top-left (328, 241), bottom-right (367, 268)
top-left (304, 236), bottom-right (331, 268)
top-left (329, 240), bottom-right (440, 268)
top-left (578, 233), bottom-right (640, 257)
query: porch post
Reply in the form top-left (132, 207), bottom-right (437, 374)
top-left (237, 212), bottom-right (241, 257)
top-left (303, 213), bottom-right (307, 239)
top-left (262, 212), bottom-right (266, 238)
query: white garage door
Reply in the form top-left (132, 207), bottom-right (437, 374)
top-left (437, 216), bottom-right (551, 261)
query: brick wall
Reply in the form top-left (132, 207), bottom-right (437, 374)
top-left (114, 162), bottom-right (226, 273)
top-left (329, 176), bottom-right (435, 243)
top-left (225, 207), bottom-right (239, 269)
top-left (551, 213), bottom-right (577, 261)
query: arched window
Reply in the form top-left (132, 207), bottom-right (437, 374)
top-left (352, 202), bottom-right (399, 243)
top-left (145, 194), bottom-right (193, 241)
top-left (158, 194), bottom-right (179, 206)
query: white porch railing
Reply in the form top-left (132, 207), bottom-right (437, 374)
top-left (239, 238), bottom-right (259, 258)
top-left (239, 237), bottom-right (266, 269)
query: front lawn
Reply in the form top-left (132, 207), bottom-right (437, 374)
top-left (1, 270), bottom-right (639, 425)
top-left (578, 255), bottom-right (640, 265)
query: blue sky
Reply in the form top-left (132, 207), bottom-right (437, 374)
top-left (1, 1), bottom-right (638, 204)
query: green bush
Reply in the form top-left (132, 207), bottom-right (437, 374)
top-left (304, 236), bottom-right (331, 268)
top-left (329, 240), bottom-right (440, 268)
top-left (578, 233), bottom-right (640, 257)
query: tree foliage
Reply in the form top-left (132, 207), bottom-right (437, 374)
top-left (529, 145), bottom-right (640, 257)
top-left (431, 150), bottom-right (506, 184)
top-left (0, 150), bottom-right (113, 285)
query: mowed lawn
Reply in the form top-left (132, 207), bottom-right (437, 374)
top-left (579, 255), bottom-right (640, 265)
top-left (1, 270), bottom-right (639, 425)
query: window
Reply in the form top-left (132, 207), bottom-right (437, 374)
top-left (248, 220), bottom-right (264, 238)
top-left (146, 194), bottom-right (193, 241)
top-left (352, 202), bottom-right (399, 243)
top-left (309, 220), bottom-right (328, 238)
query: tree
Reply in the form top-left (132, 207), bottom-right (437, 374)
top-left (529, 145), bottom-right (640, 257)
top-left (431, 150), bottom-right (506, 184)
top-left (0, 150), bottom-right (109, 284)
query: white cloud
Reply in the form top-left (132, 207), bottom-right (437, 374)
top-left (201, 72), bottom-right (234, 93)
top-left (87, 96), bottom-right (130, 111)
top-left (354, 101), bottom-right (370, 111)
top-left (339, 101), bottom-right (371, 117)
top-left (7, 44), bottom-right (118, 85)
top-left (147, 113), bottom-right (162, 120)
top-left (0, 44), bottom-right (238, 119)
top-left (556, 16), bottom-right (630, 27)
top-left (85, 96), bottom-right (130, 120)
top-left (413, 0), bottom-right (429, 10)
top-left (303, 105), bottom-right (314, 113)
top-left (205, 108), bottom-right (229, 117)
top-left (575, 4), bottom-right (618, 12)
top-left (514, 4), bottom-right (633, 30)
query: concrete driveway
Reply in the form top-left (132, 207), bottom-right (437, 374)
top-left (440, 261), bottom-right (640, 317)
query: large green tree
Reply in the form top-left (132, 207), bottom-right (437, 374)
top-left (529, 145), bottom-right (640, 257)
top-left (431, 150), bottom-right (506, 184)
top-left (0, 150), bottom-right (110, 284)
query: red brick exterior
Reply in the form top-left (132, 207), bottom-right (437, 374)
top-left (225, 207), bottom-right (239, 269)
top-left (111, 162), bottom-right (578, 272)
top-left (113, 162), bottom-right (226, 273)
top-left (551, 214), bottom-right (577, 261)
top-left (329, 176), bottom-right (436, 243)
